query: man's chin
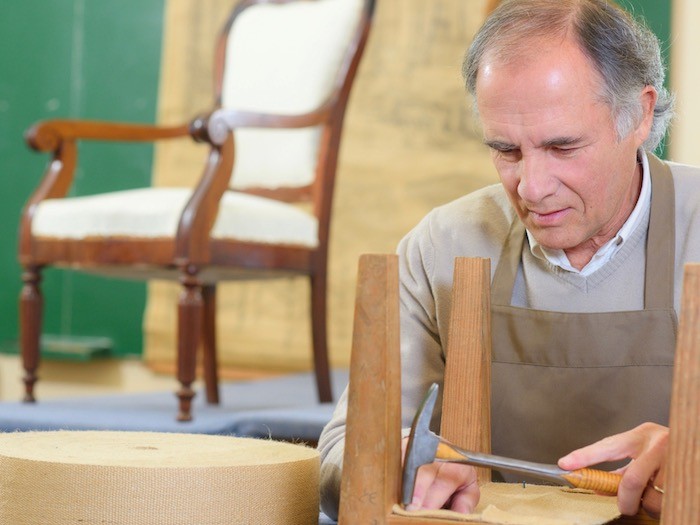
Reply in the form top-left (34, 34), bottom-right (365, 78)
top-left (530, 233), bottom-right (582, 253)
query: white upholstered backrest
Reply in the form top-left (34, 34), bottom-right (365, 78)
top-left (221, 0), bottom-right (364, 190)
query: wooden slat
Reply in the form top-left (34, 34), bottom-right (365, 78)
top-left (617, 514), bottom-right (661, 524)
top-left (338, 254), bottom-right (401, 525)
top-left (387, 514), bottom-right (465, 525)
top-left (441, 257), bottom-right (492, 484)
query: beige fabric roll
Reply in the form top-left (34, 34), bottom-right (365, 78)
top-left (0, 431), bottom-right (319, 525)
top-left (393, 482), bottom-right (621, 525)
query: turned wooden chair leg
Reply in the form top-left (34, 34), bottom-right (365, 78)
top-left (202, 285), bottom-right (219, 405)
top-left (310, 266), bottom-right (333, 403)
top-left (19, 265), bottom-right (43, 403)
top-left (176, 266), bottom-right (203, 422)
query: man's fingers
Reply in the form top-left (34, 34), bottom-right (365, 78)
top-left (558, 423), bottom-right (665, 471)
top-left (405, 462), bottom-right (479, 513)
top-left (448, 477), bottom-right (480, 514)
top-left (557, 424), bottom-right (668, 517)
top-left (640, 470), bottom-right (664, 519)
top-left (618, 435), bottom-right (667, 516)
top-left (558, 432), bottom-right (642, 470)
top-left (420, 463), bottom-right (478, 512)
top-left (405, 463), bottom-right (440, 511)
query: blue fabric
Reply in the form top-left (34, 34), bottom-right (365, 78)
top-left (0, 370), bottom-right (348, 441)
top-left (318, 512), bottom-right (337, 524)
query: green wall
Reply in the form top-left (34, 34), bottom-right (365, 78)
top-left (0, 0), bottom-right (165, 357)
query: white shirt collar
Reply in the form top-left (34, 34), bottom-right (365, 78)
top-left (527, 151), bottom-right (651, 276)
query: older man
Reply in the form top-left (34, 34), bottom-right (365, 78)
top-left (319, 0), bottom-right (700, 520)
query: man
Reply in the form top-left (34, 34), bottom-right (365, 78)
top-left (319, 0), bottom-right (700, 520)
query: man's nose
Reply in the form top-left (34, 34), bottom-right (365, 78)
top-left (517, 155), bottom-right (557, 203)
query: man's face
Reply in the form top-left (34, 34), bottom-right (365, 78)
top-left (475, 37), bottom-right (654, 266)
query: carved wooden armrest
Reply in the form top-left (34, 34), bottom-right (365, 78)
top-left (25, 119), bottom-right (191, 153)
top-left (190, 104), bottom-right (333, 146)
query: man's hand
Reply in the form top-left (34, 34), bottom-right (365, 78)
top-left (401, 436), bottom-right (480, 513)
top-left (558, 423), bottom-right (668, 518)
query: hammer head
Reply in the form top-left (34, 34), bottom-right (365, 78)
top-left (401, 383), bottom-right (440, 506)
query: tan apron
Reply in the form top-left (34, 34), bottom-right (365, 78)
top-left (490, 155), bottom-right (677, 477)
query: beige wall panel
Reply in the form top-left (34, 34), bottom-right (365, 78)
top-left (669, 0), bottom-right (700, 165)
top-left (144, 0), bottom-right (498, 373)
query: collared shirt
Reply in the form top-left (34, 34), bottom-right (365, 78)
top-left (527, 151), bottom-right (651, 277)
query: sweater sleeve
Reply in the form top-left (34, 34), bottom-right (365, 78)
top-left (317, 387), bottom-right (348, 520)
top-left (397, 215), bottom-right (448, 432)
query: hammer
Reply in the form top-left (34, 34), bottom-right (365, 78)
top-left (401, 383), bottom-right (622, 507)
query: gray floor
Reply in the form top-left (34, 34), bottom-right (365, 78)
top-left (0, 369), bottom-right (348, 440)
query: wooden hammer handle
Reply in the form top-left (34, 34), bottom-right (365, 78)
top-left (561, 468), bottom-right (622, 495)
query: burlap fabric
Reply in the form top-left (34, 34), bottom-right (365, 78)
top-left (0, 431), bottom-right (319, 524)
top-left (393, 482), bottom-right (621, 525)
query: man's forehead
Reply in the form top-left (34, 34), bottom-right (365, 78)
top-left (479, 33), bottom-right (573, 70)
top-left (475, 34), bottom-right (602, 94)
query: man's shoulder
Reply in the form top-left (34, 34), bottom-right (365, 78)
top-left (403, 183), bottom-right (515, 256)
top-left (427, 183), bottom-right (514, 225)
top-left (667, 160), bottom-right (700, 211)
top-left (666, 158), bottom-right (700, 176)
top-left (665, 159), bottom-right (700, 269)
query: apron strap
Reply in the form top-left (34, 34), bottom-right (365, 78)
top-left (491, 215), bottom-right (525, 305)
top-left (491, 152), bottom-right (676, 309)
top-left (645, 153), bottom-right (675, 309)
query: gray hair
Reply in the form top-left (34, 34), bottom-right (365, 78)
top-left (463, 0), bottom-right (674, 151)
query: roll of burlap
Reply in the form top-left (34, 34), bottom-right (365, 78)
top-left (393, 482), bottom-right (622, 525)
top-left (0, 431), bottom-right (319, 525)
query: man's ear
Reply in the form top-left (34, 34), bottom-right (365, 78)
top-left (634, 85), bottom-right (658, 146)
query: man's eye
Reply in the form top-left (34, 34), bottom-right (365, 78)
top-left (552, 146), bottom-right (578, 156)
top-left (496, 148), bottom-right (521, 160)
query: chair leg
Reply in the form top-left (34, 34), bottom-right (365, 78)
top-left (19, 265), bottom-right (43, 403)
top-left (310, 268), bottom-right (333, 403)
top-left (202, 285), bottom-right (219, 405)
top-left (176, 267), bottom-right (203, 422)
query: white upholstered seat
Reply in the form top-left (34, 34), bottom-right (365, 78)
top-left (33, 189), bottom-right (319, 247)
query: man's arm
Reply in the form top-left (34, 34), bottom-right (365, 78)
top-left (318, 389), bottom-right (349, 520)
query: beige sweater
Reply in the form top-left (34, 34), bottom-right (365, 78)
top-left (318, 158), bottom-right (700, 520)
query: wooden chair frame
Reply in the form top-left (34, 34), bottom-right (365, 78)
top-left (337, 254), bottom-right (699, 524)
top-left (19, 0), bottom-right (376, 421)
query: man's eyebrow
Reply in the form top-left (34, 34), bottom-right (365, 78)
top-left (541, 136), bottom-right (584, 148)
top-left (483, 139), bottom-right (516, 150)
top-left (483, 136), bottom-right (584, 150)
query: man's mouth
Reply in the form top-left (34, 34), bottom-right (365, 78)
top-left (527, 208), bottom-right (568, 226)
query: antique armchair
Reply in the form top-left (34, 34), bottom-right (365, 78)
top-left (19, 0), bottom-right (375, 421)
